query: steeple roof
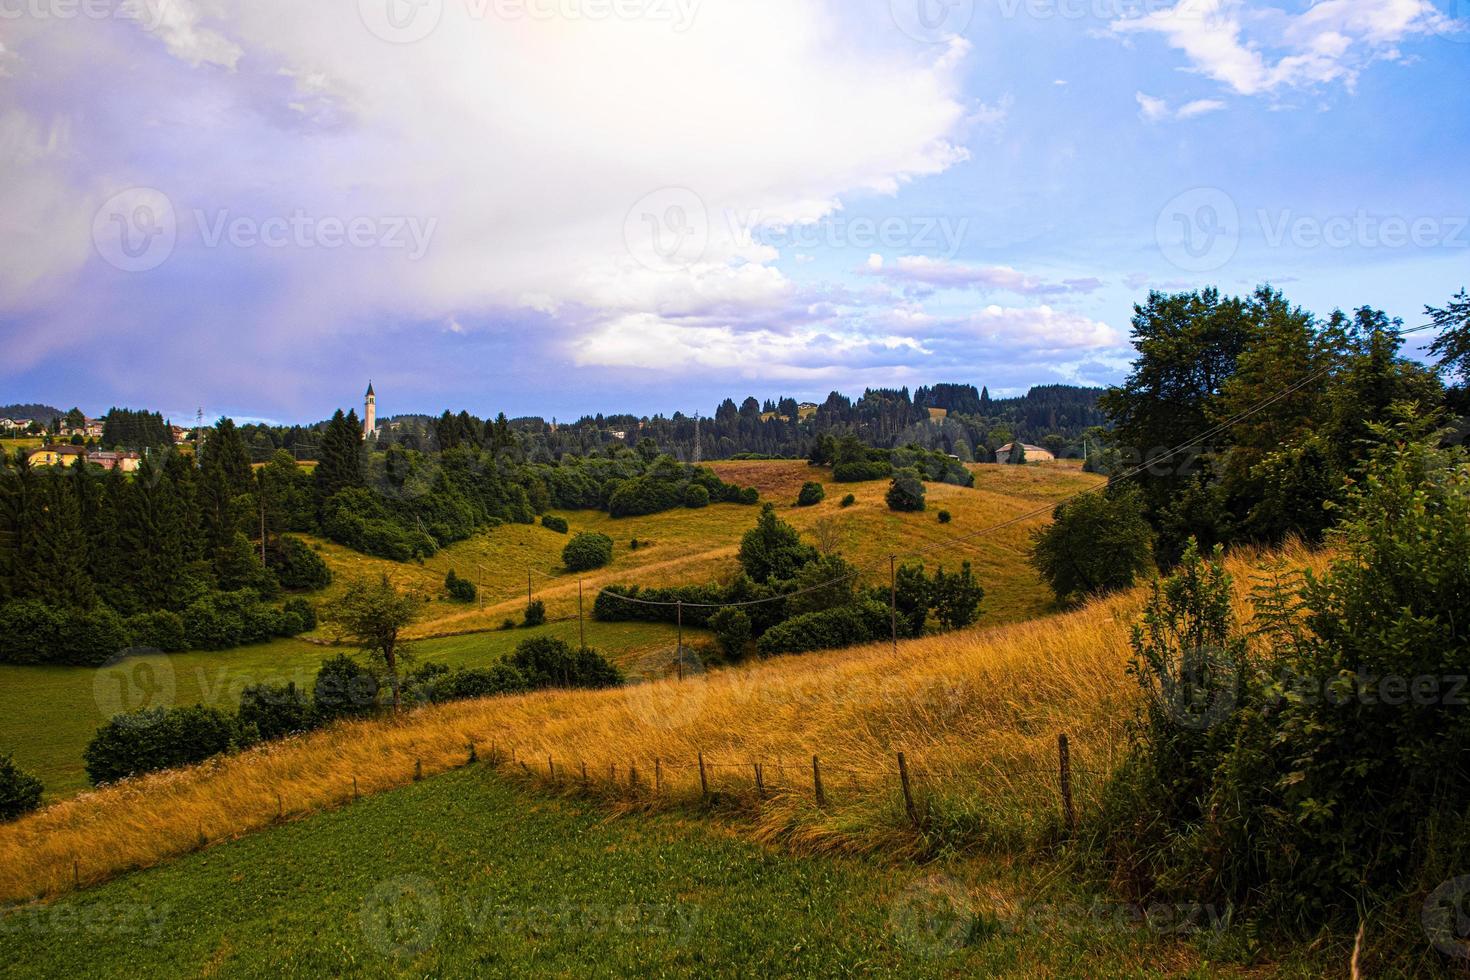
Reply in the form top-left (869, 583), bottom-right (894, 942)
top-left (366, 381), bottom-right (375, 397)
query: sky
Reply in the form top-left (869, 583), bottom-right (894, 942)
top-left (0, 0), bottom-right (1466, 425)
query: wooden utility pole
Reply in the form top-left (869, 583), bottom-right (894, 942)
top-left (527, 570), bottom-right (533, 606)
top-left (676, 601), bottom-right (684, 681)
top-left (578, 579), bottom-right (585, 650)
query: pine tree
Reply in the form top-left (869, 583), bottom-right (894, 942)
top-left (202, 417), bottom-right (254, 496)
top-left (33, 470), bottom-right (96, 607)
top-left (315, 409), bottom-right (364, 504)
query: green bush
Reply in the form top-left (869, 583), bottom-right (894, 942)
top-left (54, 606), bottom-right (129, 666)
top-left (125, 610), bottom-right (188, 653)
top-left (83, 705), bottom-right (259, 785)
top-left (738, 487), bottom-right (760, 505)
top-left (885, 471), bottom-right (926, 512)
top-left (412, 662), bottom-right (529, 703)
top-left (0, 753), bottom-right (43, 822)
top-left (523, 599), bottom-right (546, 628)
top-left (282, 597), bottom-right (317, 633)
top-left (0, 602), bottom-right (127, 666)
top-left (937, 510), bottom-right (952, 524)
top-left (796, 482), bottom-right (825, 507)
top-left (269, 535), bottom-right (333, 591)
top-left (709, 607), bottom-right (753, 660)
top-left (832, 459), bottom-right (892, 482)
top-left (311, 655), bottom-right (380, 722)
top-left (840, 494), bottom-right (856, 508)
top-left (757, 600), bottom-right (889, 657)
top-left (238, 682), bottom-right (315, 741)
top-left (562, 532), bottom-right (614, 572)
top-left (507, 637), bottom-right (624, 689)
top-left (684, 484), bottom-right (710, 509)
top-left (445, 570), bottom-right (477, 603)
top-left (738, 504), bottom-right (817, 583)
top-left (542, 514), bottom-right (569, 534)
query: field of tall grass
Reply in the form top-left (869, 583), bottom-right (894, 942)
top-left (0, 540), bottom-right (1321, 905)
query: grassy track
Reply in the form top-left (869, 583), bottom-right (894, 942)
top-left (0, 619), bottom-right (691, 800)
top-left (0, 768), bottom-right (1262, 978)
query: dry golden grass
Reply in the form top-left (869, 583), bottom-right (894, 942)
top-left (0, 539), bottom-right (1324, 905)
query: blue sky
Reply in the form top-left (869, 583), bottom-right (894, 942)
top-left (1, 0), bottom-right (1466, 425)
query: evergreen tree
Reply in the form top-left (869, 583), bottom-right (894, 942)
top-left (315, 409), bottom-right (364, 503)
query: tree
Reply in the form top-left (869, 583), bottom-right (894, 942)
top-left (885, 471), bottom-right (925, 512)
top-left (796, 482), bottom-right (825, 506)
top-left (932, 561), bottom-right (985, 630)
top-left (315, 409), bottom-right (364, 504)
top-left (1427, 287), bottom-right (1470, 386)
top-left (1007, 441), bottom-right (1027, 465)
top-left (737, 504), bottom-right (816, 583)
top-left (325, 575), bottom-right (421, 712)
top-left (1029, 485), bottom-right (1155, 603)
top-left (201, 417), bottom-right (254, 497)
top-left (708, 607), bottom-right (752, 659)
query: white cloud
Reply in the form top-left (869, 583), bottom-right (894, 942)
top-left (1112, 0), bottom-right (1447, 97)
top-left (864, 255), bottom-right (1104, 296)
top-left (1137, 91), bottom-right (1226, 121)
top-left (0, 0), bottom-right (973, 381)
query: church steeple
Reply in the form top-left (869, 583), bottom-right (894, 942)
top-left (363, 381), bottom-right (377, 438)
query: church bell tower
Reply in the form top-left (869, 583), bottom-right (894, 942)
top-left (364, 381), bottom-right (377, 439)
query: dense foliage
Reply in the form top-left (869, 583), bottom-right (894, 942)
top-left (562, 531), bottom-right (614, 572)
top-left (0, 753), bottom-right (43, 822)
top-left (83, 705), bottom-right (259, 785)
top-left (1029, 484), bottom-right (1155, 603)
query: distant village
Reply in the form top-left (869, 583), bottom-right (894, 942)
top-left (1, 411), bottom-right (195, 473)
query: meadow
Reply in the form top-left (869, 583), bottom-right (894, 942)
top-left (0, 769), bottom-right (1275, 979)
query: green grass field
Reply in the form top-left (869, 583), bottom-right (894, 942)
top-left (0, 619), bottom-right (691, 800)
top-left (0, 767), bottom-right (1273, 979)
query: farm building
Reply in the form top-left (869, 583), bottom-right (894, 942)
top-left (995, 443), bottom-right (1055, 464)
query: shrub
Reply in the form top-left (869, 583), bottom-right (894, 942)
top-left (414, 662), bottom-right (529, 703)
top-left (562, 531), bottom-right (614, 572)
top-left (0, 754), bottom-right (43, 822)
top-left (1029, 484), bottom-right (1154, 603)
top-left (499, 618), bottom-right (517, 631)
top-left (684, 484), bottom-right (710, 509)
top-left (0, 600), bottom-right (63, 665)
top-left (55, 606), bottom-right (129, 666)
top-left (541, 514), bottom-right (569, 534)
top-left (238, 682), bottom-right (315, 741)
top-left (708, 607), bottom-right (753, 660)
top-left (832, 459), bottom-right (892, 483)
top-left (796, 482), bottom-right (825, 507)
top-left (840, 494), bottom-right (856, 508)
top-left (523, 599), bottom-right (546, 628)
top-left (125, 610), bottom-right (188, 653)
top-left (282, 597), bottom-right (317, 633)
top-left (268, 535), bottom-right (332, 591)
top-left (937, 510), bottom-right (952, 524)
top-left (507, 637), bottom-right (624, 689)
top-left (445, 570), bottom-right (477, 603)
top-left (885, 471), bottom-right (926, 512)
top-left (311, 655), bottom-right (380, 722)
top-left (738, 487), bottom-right (760, 505)
top-left (757, 600), bottom-right (889, 656)
top-left (83, 705), bottom-right (258, 785)
top-left (630, 538), bottom-right (640, 550)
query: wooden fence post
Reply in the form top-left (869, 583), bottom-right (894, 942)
top-left (812, 755), bottom-right (827, 807)
top-left (897, 752), bottom-right (918, 827)
top-left (655, 758), bottom-right (662, 793)
top-left (754, 763), bottom-right (765, 799)
top-left (548, 756), bottom-right (555, 782)
top-left (581, 761), bottom-right (588, 789)
top-left (73, 859), bottom-right (79, 888)
top-left (277, 793), bottom-right (284, 820)
top-left (629, 765), bottom-right (639, 790)
top-left (468, 741), bottom-right (477, 764)
top-left (353, 776), bottom-right (359, 800)
top-left (414, 758), bottom-right (423, 782)
top-left (1058, 733), bottom-right (1075, 837)
top-left (698, 752), bottom-right (709, 801)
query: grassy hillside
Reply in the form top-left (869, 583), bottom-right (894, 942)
top-left (0, 768), bottom-right (1261, 978)
top-left (312, 459), bottom-right (1103, 640)
top-left (0, 541), bottom-right (1322, 906)
top-left (0, 620), bottom-right (690, 801)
